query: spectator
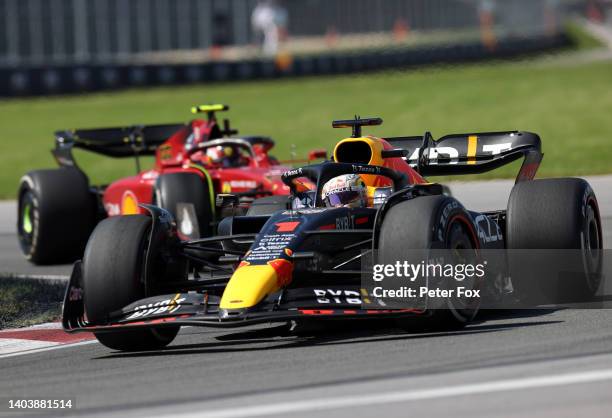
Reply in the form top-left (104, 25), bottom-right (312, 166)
top-left (251, 0), bottom-right (288, 55)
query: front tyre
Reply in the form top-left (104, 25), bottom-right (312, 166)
top-left (155, 172), bottom-right (214, 238)
top-left (378, 196), bottom-right (481, 329)
top-left (82, 215), bottom-right (179, 351)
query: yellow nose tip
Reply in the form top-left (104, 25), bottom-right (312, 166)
top-left (220, 265), bottom-right (280, 309)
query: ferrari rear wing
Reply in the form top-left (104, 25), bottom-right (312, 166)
top-left (53, 123), bottom-right (186, 158)
top-left (52, 123), bottom-right (187, 173)
top-left (384, 131), bottom-right (543, 183)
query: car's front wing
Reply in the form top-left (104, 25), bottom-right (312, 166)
top-left (62, 263), bottom-right (425, 333)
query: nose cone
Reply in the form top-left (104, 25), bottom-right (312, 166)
top-left (220, 259), bottom-right (294, 310)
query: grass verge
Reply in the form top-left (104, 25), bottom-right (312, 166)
top-left (0, 275), bottom-right (66, 329)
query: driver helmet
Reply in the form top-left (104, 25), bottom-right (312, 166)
top-left (321, 174), bottom-right (367, 208)
top-left (206, 145), bottom-right (234, 165)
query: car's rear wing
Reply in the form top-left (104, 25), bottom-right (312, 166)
top-left (52, 123), bottom-right (187, 171)
top-left (54, 124), bottom-right (186, 158)
top-left (384, 131), bottom-right (543, 183)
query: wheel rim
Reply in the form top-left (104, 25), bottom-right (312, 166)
top-left (582, 203), bottom-right (602, 293)
top-left (444, 219), bottom-right (480, 320)
top-left (17, 191), bottom-right (36, 253)
top-left (22, 202), bottom-right (33, 234)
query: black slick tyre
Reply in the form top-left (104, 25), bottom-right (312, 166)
top-left (155, 172), bottom-right (214, 238)
top-left (82, 215), bottom-right (179, 351)
top-left (506, 178), bottom-right (602, 302)
top-left (17, 168), bottom-right (96, 264)
top-left (378, 196), bottom-right (481, 329)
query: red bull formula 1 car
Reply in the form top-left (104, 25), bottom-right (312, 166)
top-left (62, 117), bottom-right (602, 351)
top-left (17, 104), bottom-right (326, 264)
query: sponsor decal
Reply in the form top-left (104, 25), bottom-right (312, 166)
top-left (406, 141), bottom-right (514, 166)
top-left (121, 191), bottom-right (139, 215)
top-left (68, 286), bottom-right (83, 302)
top-left (179, 205), bottom-right (195, 236)
top-left (276, 221), bottom-right (300, 232)
top-left (282, 208), bottom-right (326, 215)
top-left (229, 180), bottom-right (258, 189)
top-left (437, 200), bottom-right (460, 241)
top-left (268, 259), bottom-right (294, 287)
top-left (141, 170), bottom-right (159, 180)
top-left (335, 215), bottom-right (355, 230)
top-left (284, 167), bottom-right (303, 177)
top-left (473, 214), bottom-right (502, 243)
top-left (125, 294), bottom-right (186, 320)
top-left (409, 147), bottom-right (460, 165)
top-left (352, 164), bottom-right (381, 174)
top-left (105, 202), bottom-right (120, 216)
top-left (428, 147), bottom-right (460, 165)
top-left (246, 234), bottom-right (296, 261)
top-left (314, 289), bottom-right (362, 305)
top-left (467, 135), bottom-right (478, 165)
top-left (483, 142), bottom-right (512, 155)
top-left (222, 182), bottom-right (232, 193)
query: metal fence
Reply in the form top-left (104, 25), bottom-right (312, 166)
top-left (0, 0), bottom-right (575, 67)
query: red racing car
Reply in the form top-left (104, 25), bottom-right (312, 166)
top-left (17, 104), bottom-right (326, 264)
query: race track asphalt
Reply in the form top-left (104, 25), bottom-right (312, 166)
top-left (1, 176), bottom-right (612, 418)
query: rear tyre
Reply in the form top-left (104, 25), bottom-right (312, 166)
top-left (378, 196), bottom-right (481, 329)
top-left (506, 178), bottom-right (602, 301)
top-left (155, 173), bottom-right (214, 238)
top-left (83, 215), bottom-right (179, 351)
top-left (17, 168), bottom-right (96, 264)
top-left (246, 195), bottom-right (291, 216)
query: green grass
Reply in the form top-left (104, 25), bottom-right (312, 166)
top-left (565, 21), bottom-right (607, 50)
top-left (1, 57), bottom-right (612, 198)
top-left (0, 277), bottom-right (64, 329)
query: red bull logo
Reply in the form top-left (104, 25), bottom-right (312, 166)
top-left (268, 258), bottom-right (294, 287)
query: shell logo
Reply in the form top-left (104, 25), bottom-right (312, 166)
top-left (121, 191), bottom-right (140, 215)
top-left (222, 182), bottom-right (232, 193)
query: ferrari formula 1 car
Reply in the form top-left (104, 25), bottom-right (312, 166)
top-left (17, 104), bottom-right (326, 264)
top-left (62, 117), bottom-right (602, 351)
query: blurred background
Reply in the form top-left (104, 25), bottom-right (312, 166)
top-left (0, 0), bottom-right (585, 93)
top-left (0, 0), bottom-right (610, 197)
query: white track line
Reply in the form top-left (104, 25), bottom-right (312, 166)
top-left (0, 273), bottom-right (69, 281)
top-left (187, 369), bottom-right (612, 418)
top-left (0, 339), bottom-right (97, 359)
